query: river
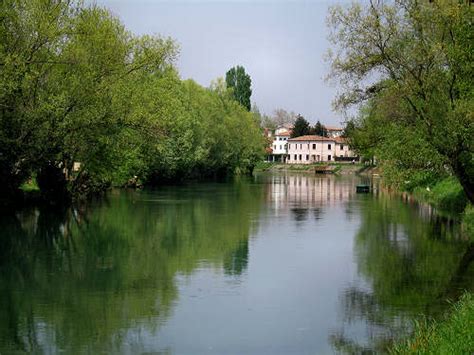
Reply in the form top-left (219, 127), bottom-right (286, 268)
top-left (0, 172), bottom-right (472, 354)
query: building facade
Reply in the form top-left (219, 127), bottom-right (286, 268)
top-left (287, 135), bottom-right (355, 164)
top-left (267, 126), bottom-right (291, 162)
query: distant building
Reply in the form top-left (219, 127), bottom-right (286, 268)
top-left (267, 126), bottom-right (291, 162)
top-left (324, 126), bottom-right (344, 138)
top-left (287, 135), bottom-right (356, 164)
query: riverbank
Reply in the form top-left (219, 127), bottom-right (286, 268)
top-left (254, 162), bottom-right (371, 175)
top-left (391, 293), bottom-right (474, 354)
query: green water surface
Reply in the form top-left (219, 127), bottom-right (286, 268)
top-left (0, 173), bottom-right (472, 354)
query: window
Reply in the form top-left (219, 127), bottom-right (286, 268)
top-left (328, 155), bottom-right (332, 161)
top-left (280, 145), bottom-right (282, 150)
top-left (306, 155), bottom-right (309, 161)
top-left (340, 155), bottom-right (343, 158)
top-left (340, 144), bottom-right (344, 150)
top-left (328, 144), bottom-right (332, 150)
top-left (307, 144), bottom-right (310, 149)
top-left (294, 154), bottom-right (297, 160)
top-left (299, 154), bottom-right (302, 160)
top-left (300, 144), bottom-right (303, 149)
top-left (312, 144), bottom-right (316, 149)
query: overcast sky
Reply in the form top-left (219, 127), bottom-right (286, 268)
top-left (93, 0), bottom-right (348, 125)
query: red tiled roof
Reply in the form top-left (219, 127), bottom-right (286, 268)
top-left (276, 131), bottom-right (290, 136)
top-left (334, 137), bottom-right (348, 143)
top-left (288, 135), bottom-right (335, 142)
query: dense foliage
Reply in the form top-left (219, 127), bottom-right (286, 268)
top-left (328, 0), bottom-right (474, 202)
top-left (0, 1), bottom-right (265, 202)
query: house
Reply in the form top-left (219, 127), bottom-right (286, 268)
top-left (286, 135), bottom-right (356, 164)
top-left (267, 126), bottom-right (292, 162)
top-left (324, 126), bottom-right (344, 138)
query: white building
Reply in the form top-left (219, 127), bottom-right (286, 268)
top-left (267, 127), bottom-right (291, 162)
top-left (286, 135), bottom-right (356, 164)
top-left (324, 126), bottom-right (344, 138)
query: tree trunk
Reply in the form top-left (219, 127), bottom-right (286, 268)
top-left (451, 152), bottom-right (474, 204)
top-left (37, 162), bottom-right (70, 204)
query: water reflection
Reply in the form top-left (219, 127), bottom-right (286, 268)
top-left (0, 181), bottom-right (264, 353)
top-left (262, 173), bottom-right (354, 220)
top-left (0, 174), bottom-right (473, 354)
top-left (332, 193), bottom-right (473, 352)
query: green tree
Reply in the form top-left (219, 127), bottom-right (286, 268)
top-left (328, 0), bottom-right (474, 202)
top-left (0, 0), bottom-right (178, 201)
top-left (0, 1), bottom-right (265, 203)
top-left (313, 121), bottom-right (328, 137)
top-left (291, 115), bottom-right (310, 138)
top-left (225, 65), bottom-right (252, 111)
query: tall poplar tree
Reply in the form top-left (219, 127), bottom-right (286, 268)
top-left (225, 66), bottom-right (252, 111)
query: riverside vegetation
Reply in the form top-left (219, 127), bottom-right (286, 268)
top-left (0, 0), bottom-right (265, 205)
top-left (327, 0), bottom-right (473, 352)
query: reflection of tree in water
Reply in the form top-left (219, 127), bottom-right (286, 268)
top-left (291, 207), bottom-right (309, 222)
top-left (331, 195), bottom-right (473, 353)
top-left (312, 207), bottom-right (324, 220)
top-left (224, 239), bottom-right (249, 276)
top-left (0, 180), bottom-right (263, 353)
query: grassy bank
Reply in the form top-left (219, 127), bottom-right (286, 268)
top-left (410, 176), bottom-right (473, 235)
top-left (391, 293), bottom-right (474, 354)
top-left (412, 176), bottom-right (468, 214)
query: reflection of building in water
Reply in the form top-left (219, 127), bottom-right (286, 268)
top-left (265, 174), bottom-right (355, 213)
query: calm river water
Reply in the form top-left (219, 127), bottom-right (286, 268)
top-left (1, 173), bottom-right (473, 354)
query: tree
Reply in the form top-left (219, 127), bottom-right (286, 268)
top-left (328, 0), bottom-right (474, 202)
top-left (291, 115), bottom-right (310, 138)
top-left (313, 121), bottom-right (328, 137)
top-left (225, 66), bottom-right (252, 111)
top-left (272, 108), bottom-right (296, 127)
top-left (0, 1), bottom-right (265, 203)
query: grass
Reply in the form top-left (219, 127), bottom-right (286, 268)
top-left (412, 176), bottom-right (468, 214)
top-left (391, 293), bottom-right (474, 354)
